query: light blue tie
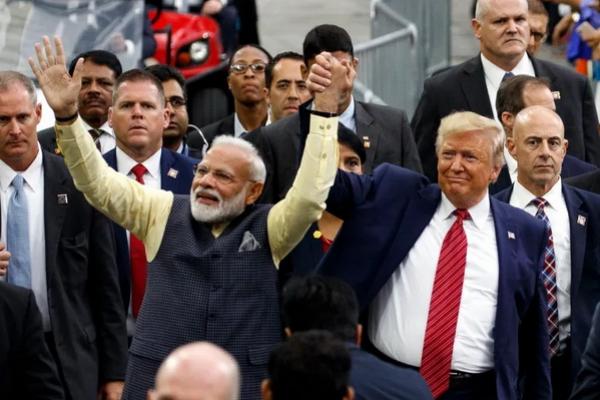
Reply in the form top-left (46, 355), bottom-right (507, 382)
top-left (7, 174), bottom-right (31, 288)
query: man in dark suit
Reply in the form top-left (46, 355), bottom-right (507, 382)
top-left (566, 170), bottom-right (600, 194)
top-left (281, 275), bottom-right (432, 399)
top-left (0, 281), bottom-right (64, 400)
top-left (0, 71), bottom-right (127, 399)
top-left (491, 75), bottom-right (596, 193)
top-left (412, 0), bottom-right (600, 182)
top-left (246, 24), bottom-right (422, 203)
top-left (102, 69), bottom-right (197, 335)
top-left (571, 303), bottom-right (600, 399)
top-left (316, 108), bottom-right (551, 398)
top-left (495, 106), bottom-right (600, 398)
top-left (38, 49), bottom-right (122, 155)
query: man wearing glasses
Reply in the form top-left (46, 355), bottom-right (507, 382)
top-left (527, 0), bottom-right (549, 55)
top-left (195, 44), bottom-right (272, 145)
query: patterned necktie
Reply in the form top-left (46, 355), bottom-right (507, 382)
top-left (6, 174), bottom-right (32, 288)
top-left (531, 197), bottom-right (560, 355)
top-left (88, 129), bottom-right (102, 152)
top-left (130, 164), bottom-right (148, 318)
top-left (421, 209), bottom-right (470, 398)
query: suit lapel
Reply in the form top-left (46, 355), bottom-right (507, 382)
top-left (42, 153), bottom-right (70, 288)
top-left (355, 102), bottom-right (379, 172)
top-left (459, 57), bottom-right (494, 118)
top-left (562, 185), bottom-right (586, 303)
top-left (160, 149), bottom-right (178, 192)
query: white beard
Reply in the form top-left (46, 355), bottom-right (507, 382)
top-left (190, 186), bottom-right (248, 224)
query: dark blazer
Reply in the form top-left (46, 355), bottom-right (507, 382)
top-left (348, 344), bottom-right (432, 400)
top-left (491, 154), bottom-right (598, 194)
top-left (496, 183), bottom-right (600, 388)
top-left (571, 303), bottom-right (600, 399)
top-left (0, 283), bottom-right (64, 400)
top-left (104, 148), bottom-right (197, 310)
top-left (37, 126), bottom-right (60, 155)
top-left (566, 169), bottom-right (600, 195)
top-left (39, 151), bottom-right (128, 399)
top-left (318, 165), bottom-right (552, 400)
top-left (246, 101), bottom-right (422, 203)
top-left (411, 55), bottom-right (600, 181)
top-left (189, 113), bottom-right (235, 148)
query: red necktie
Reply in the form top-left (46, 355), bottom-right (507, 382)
top-left (130, 163), bottom-right (148, 318)
top-left (420, 209), bottom-right (470, 398)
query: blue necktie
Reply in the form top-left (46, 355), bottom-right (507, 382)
top-left (7, 174), bottom-right (31, 288)
top-left (502, 71), bottom-right (515, 81)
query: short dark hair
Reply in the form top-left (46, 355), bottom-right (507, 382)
top-left (228, 43), bottom-right (273, 70)
top-left (338, 125), bottom-right (366, 164)
top-left (282, 276), bottom-right (359, 341)
top-left (265, 51), bottom-right (304, 89)
top-left (267, 330), bottom-right (351, 400)
top-left (113, 69), bottom-right (165, 104)
top-left (496, 75), bottom-right (551, 117)
top-left (303, 24), bottom-right (354, 65)
top-left (145, 64), bottom-right (186, 95)
top-left (528, 0), bottom-right (548, 16)
top-left (69, 50), bottom-right (122, 77)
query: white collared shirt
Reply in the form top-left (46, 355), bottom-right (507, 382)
top-left (504, 146), bottom-right (518, 183)
top-left (0, 146), bottom-right (49, 331)
top-left (339, 96), bottom-right (356, 133)
top-left (481, 53), bottom-right (535, 121)
top-left (233, 112), bottom-right (271, 137)
top-left (369, 193), bottom-right (499, 373)
top-left (81, 119), bottom-right (115, 154)
top-left (509, 179), bottom-right (571, 341)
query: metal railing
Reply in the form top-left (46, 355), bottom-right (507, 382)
top-left (353, 0), bottom-right (451, 117)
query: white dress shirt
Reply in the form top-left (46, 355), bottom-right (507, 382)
top-left (369, 193), bottom-right (499, 373)
top-left (481, 53), bottom-right (535, 121)
top-left (81, 119), bottom-right (115, 154)
top-left (339, 96), bottom-right (357, 133)
top-left (233, 112), bottom-right (271, 137)
top-left (509, 179), bottom-right (571, 341)
top-left (0, 147), bottom-right (49, 331)
top-left (115, 146), bottom-right (162, 335)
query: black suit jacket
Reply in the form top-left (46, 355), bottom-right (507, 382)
top-left (246, 101), bottom-right (422, 203)
top-left (40, 152), bottom-right (128, 399)
top-left (491, 154), bottom-right (598, 194)
top-left (189, 114), bottom-right (235, 149)
top-left (0, 283), bottom-right (64, 400)
top-left (412, 55), bottom-right (600, 181)
top-left (566, 169), bottom-right (600, 195)
top-left (571, 303), bottom-right (600, 399)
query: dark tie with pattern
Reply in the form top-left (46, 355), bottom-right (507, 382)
top-left (420, 209), bottom-right (470, 398)
top-left (129, 164), bottom-right (148, 318)
top-left (502, 71), bottom-right (515, 81)
top-left (88, 129), bottom-right (102, 151)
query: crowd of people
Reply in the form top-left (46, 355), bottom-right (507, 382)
top-left (4, 0), bottom-right (600, 399)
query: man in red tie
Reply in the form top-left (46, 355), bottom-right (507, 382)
top-left (309, 55), bottom-right (551, 399)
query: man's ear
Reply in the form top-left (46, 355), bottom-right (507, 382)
top-left (108, 107), bottom-right (114, 128)
top-left (500, 112), bottom-right (515, 135)
top-left (261, 379), bottom-right (272, 400)
top-left (284, 327), bottom-right (292, 338)
top-left (245, 181), bottom-right (264, 205)
top-left (344, 386), bottom-right (355, 400)
top-left (355, 324), bottom-right (362, 346)
top-left (471, 18), bottom-right (482, 39)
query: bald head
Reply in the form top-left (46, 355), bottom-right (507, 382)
top-left (475, 0), bottom-right (528, 20)
top-left (149, 342), bottom-right (240, 400)
top-left (513, 105), bottom-right (564, 141)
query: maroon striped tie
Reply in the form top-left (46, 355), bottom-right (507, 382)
top-left (420, 209), bottom-right (470, 398)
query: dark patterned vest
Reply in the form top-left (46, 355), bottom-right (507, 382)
top-left (130, 196), bottom-right (282, 399)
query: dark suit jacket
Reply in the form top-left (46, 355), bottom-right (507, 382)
top-left (39, 151), bottom-right (127, 399)
top-left (411, 55), bottom-right (600, 181)
top-left (189, 113), bottom-right (235, 148)
top-left (246, 101), bottom-right (422, 203)
top-left (318, 165), bottom-right (552, 400)
top-left (491, 154), bottom-right (598, 194)
top-left (348, 344), bottom-right (432, 400)
top-left (0, 283), bottom-right (64, 400)
top-left (566, 170), bottom-right (600, 195)
top-left (104, 148), bottom-right (196, 310)
top-left (496, 183), bottom-right (600, 388)
top-left (571, 303), bottom-right (600, 399)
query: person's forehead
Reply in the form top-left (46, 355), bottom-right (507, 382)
top-left (273, 59), bottom-right (305, 80)
top-left (116, 80), bottom-right (161, 101)
top-left (482, 0), bottom-right (527, 18)
top-left (518, 115), bottom-right (563, 137)
top-left (81, 61), bottom-right (116, 79)
top-left (0, 84), bottom-right (35, 109)
top-left (523, 86), bottom-right (555, 108)
top-left (162, 79), bottom-right (184, 95)
top-left (232, 46), bottom-right (269, 63)
top-left (203, 146), bottom-right (250, 173)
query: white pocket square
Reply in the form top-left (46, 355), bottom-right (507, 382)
top-left (238, 231), bottom-right (262, 252)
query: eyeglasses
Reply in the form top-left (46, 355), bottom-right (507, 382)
top-left (166, 96), bottom-right (187, 108)
top-left (229, 63), bottom-right (267, 75)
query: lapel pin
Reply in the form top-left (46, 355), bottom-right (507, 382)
top-left (167, 168), bottom-right (179, 179)
top-left (552, 91), bottom-right (561, 100)
top-left (507, 231), bottom-right (515, 240)
top-left (577, 215), bottom-right (587, 226)
top-left (362, 136), bottom-right (371, 149)
top-left (57, 193), bottom-right (68, 205)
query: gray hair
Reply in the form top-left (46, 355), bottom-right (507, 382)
top-left (210, 135), bottom-right (267, 183)
top-left (475, 0), bottom-right (528, 20)
top-left (436, 111), bottom-right (506, 168)
top-left (0, 71), bottom-right (38, 105)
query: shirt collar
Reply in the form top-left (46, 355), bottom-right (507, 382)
top-left (503, 146), bottom-right (518, 182)
top-left (480, 53), bottom-right (535, 91)
top-left (115, 146), bottom-right (162, 180)
top-left (338, 96), bottom-right (356, 132)
top-left (0, 143), bottom-right (44, 193)
top-left (81, 119), bottom-right (114, 137)
top-left (233, 112), bottom-right (271, 137)
top-left (439, 190), bottom-right (491, 230)
top-left (511, 177), bottom-right (563, 210)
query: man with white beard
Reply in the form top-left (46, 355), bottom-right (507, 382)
top-left (29, 36), bottom-right (348, 400)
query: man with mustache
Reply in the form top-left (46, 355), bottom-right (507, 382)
top-left (30, 36), bottom-right (345, 400)
top-left (38, 49), bottom-right (122, 155)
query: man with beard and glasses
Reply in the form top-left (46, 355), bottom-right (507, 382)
top-left (38, 49), bottom-right (122, 155)
top-left (30, 36), bottom-right (346, 400)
